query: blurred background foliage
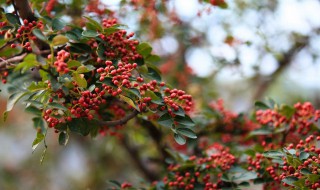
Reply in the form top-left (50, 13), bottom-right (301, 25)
top-left (1, 0), bottom-right (320, 189)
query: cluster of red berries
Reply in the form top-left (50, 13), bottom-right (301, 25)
top-left (69, 89), bottom-right (106, 120)
top-left (247, 135), bottom-right (320, 189)
top-left (98, 31), bottom-right (141, 62)
top-left (208, 99), bottom-right (259, 144)
top-left (156, 143), bottom-right (236, 190)
top-left (45, 0), bottom-right (57, 16)
top-left (85, 0), bottom-right (107, 16)
top-left (247, 153), bottom-right (265, 174)
top-left (52, 50), bottom-right (70, 74)
top-left (256, 102), bottom-right (320, 135)
top-left (43, 108), bottom-right (71, 128)
top-left (163, 88), bottom-right (193, 113)
top-left (0, 71), bottom-right (8, 84)
top-left (102, 18), bottom-right (118, 28)
top-left (14, 19), bottom-right (44, 51)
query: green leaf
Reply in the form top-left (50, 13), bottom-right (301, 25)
top-left (234, 171), bottom-right (258, 181)
top-left (104, 26), bottom-right (120, 35)
top-left (67, 60), bottom-right (81, 68)
top-left (174, 133), bottom-right (186, 145)
top-left (70, 42), bottom-right (92, 53)
top-left (82, 30), bottom-right (99, 38)
top-left (32, 132), bottom-right (45, 151)
top-left (299, 151), bottom-right (310, 161)
top-left (176, 127), bottom-right (197, 139)
top-left (253, 178), bottom-right (273, 185)
top-left (5, 13), bottom-right (20, 25)
top-left (83, 16), bottom-right (103, 32)
top-left (108, 180), bottom-right (121, 188)
top-left (282, 176), bottom-right (298, 186)
top-left (137, 42), bottom-right (152, 57)
top-left (101, 77), bottom-right (117, 88)
top-left (119, 95), bottom-right (140, 111)
top-left (244, 149), bottom-right (256, 157)
top-left (73, 73), bottom-right (87, 88)
top-left (25, 106), bottom-right (42, 116)
top-left (76, 65), bottom-right (91, 73)
top-left (173, 106), bottom-right (185, 117)
top-left (146, 54), bottom-right (161, 62)
top-left (32, 29), bottom-right (47, 41)
top-left (135, 57), bottom-right (144, 66)
top-left (88, 84), bottom-right (96, 92)
top-left (249, 128), bottom-right (272, 136)
top-left (6, 91), bottom-right (29, 112)
top-left (238, 182), bottom-right (250, 187)
top-left (145, 90), bottom-right (163, 105)
top-left (32, 117), bottom-right (46, 134)
top-left (147, 67), bottom-right (161, 81)
top-left (300, 168), bottom-right (312, 175)
top-left (307, 174), bottom-right (320, 183)
top-left (97, 43), bottom-right (106, 60)
top-left (218, 2), bottom-right (228, 9)
top-left (52, 35), bottom-right (69, 46)
top-left (28, 81), bottom-right (48, 91)
top-left (174, 115), bottom-right (195, 127)
top-left (263, 150), bottom-right (285, 158)
top-left (58, 132), bottom-right (69, 146)
top-left (3, 111), bottom-right (8, 122)
top-left (47, 102), bottom-right (67, 111)
top-left (254, 101), bottom-right (269, 110)
top-left (280, 105), bottom-right (295, 119)
top-left (40, 147), bottom-right (47, 164)
top-left (292, 178), bottom-right (307, 189)
top-left (0, 25), bottom-right (13, 31)
top-left (157, 113), bottom-right (174, 127)
top-left (14, 54), bottom-right (40, 73)
top-left (127, 88), bottom-right (141, 98)
top-left (52, 18), bottom-right (66, 30)
top-left (67, 118), bottom-right (96, 136)
top-left (65, 31), bottom-right (79, 41)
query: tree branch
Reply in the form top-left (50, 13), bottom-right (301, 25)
top-left (252, 36), bottom-right (309, 100)
top-left (141, 120), bottom-right (170, 165)
top-left (13, 0), bottom-right (50, 53)
top-left (0, 53), bottom-right (27, 68)
top-left (97, 109), bottom-right (139, 127)
top-left (120, 135), bottom-right (159, 181)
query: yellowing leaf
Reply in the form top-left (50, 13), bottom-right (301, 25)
top-left (119, 95), bottom-right (140, 111)
top-left (52, 35), bottom-right (69, 46)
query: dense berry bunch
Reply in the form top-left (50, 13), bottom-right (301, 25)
top-left (208, 99), bottom-right (258, 144)
top-left (155, 143), bottom-right (236, 190)
top-left (0, 70), bottom-right (8, 84)
top-left (52, 50), bottom-right (70, 74)
top-left (256, 102), bottom-right (320, 135)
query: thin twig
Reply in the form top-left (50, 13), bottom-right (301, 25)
top-left (0, 53), bottom-right (27, 68)
top-left (97, 109), bottom-right (139, 127)
top-left (0, 38), bottom-right (17, 52)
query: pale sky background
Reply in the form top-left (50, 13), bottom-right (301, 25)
top-left (2, 1), bottom-right (320, 189)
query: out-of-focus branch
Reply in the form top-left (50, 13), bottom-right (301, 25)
top-left (120, 135), bottom-right (159, 181)
top-left (141, 120), bottom-right (170, 165)
top-left (253, 36), bottom-right (309, 100)
top-left (13, 0), bottom-right (50, 53)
